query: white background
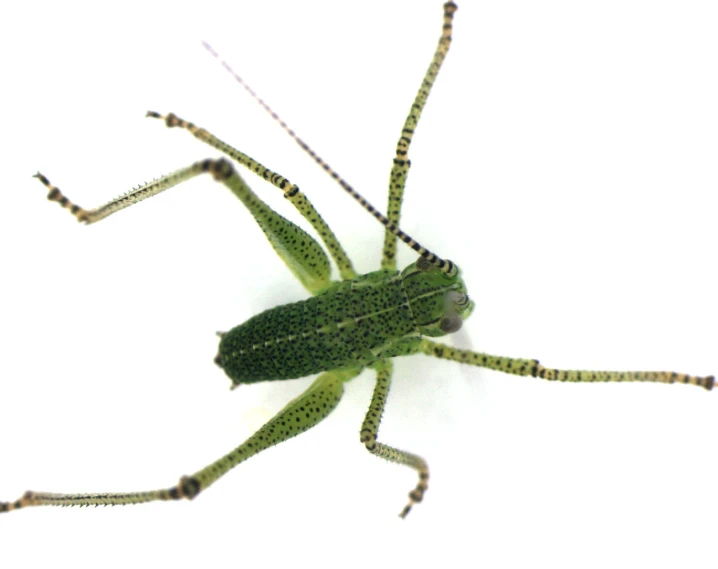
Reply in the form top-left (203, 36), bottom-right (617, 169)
top-left (1, 1), bottom-right (716, 567)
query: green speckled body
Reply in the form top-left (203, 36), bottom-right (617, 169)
top-left (218, 261), bottom-right (471, 385)
top-left (5, 2), bottom-right (711, 520)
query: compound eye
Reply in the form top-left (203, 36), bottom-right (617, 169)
top-left (439, 314), bottom-right (463, 333)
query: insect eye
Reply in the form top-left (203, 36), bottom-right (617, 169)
top-left (439, 314), bottom-right (463, 333)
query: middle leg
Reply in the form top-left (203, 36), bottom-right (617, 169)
top-left (362, 359), bottom-right (429, 518)
top-left (419, 339), bottom-right (715, 390)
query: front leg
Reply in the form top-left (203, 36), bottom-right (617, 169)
top-left (419, 339), bottom-right (714, 390)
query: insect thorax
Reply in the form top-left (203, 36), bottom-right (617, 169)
top-left (216, 259), bottom-right (472, 386)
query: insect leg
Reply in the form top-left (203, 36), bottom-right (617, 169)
top-left (35, 158), bottom-right (333, 295)
top-left (146, 111), bottom-right (357, 281)
top-left (419, 339), bottom-right (715, 390)
top-left (362, 359), bottom-right (429, 518)
top-left (0, 368), bottom-right (359, 513)
top-left (381, 1), bottom-right (457, 271)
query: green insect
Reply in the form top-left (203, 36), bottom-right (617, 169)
top-left (1, 1), bottom-right (713, 520)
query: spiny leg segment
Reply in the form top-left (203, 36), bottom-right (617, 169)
top-left (0, 368), bottom-right (359, 513)
top-left (419, 339), bottom-right (715, 390)
top-left (35, 157), bottom-right (335, 296)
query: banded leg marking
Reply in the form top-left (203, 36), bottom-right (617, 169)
top-left (381, 1), bottom-right (457, 270)
top-left (419, 339), bottom-right (715, 390)
top-left (363, 359), bottom-right (429, 519)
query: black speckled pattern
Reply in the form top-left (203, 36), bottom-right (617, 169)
top-left (219, 270), bottom-right (422, 384)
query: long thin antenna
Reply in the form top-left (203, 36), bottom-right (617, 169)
top-left (201, 40), bottom-right (456, 277)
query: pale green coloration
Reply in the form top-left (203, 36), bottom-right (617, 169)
top-left (1, 1), bottom-right (713, 519)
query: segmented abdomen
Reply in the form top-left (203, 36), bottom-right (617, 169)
top-left (218, 270), bottom-right (420, 384)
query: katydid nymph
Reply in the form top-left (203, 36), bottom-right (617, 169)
top-left (2, 1), bottom-right (713, 519)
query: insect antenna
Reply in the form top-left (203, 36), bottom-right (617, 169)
top-left (202, 41), bottom-right (456, 277)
